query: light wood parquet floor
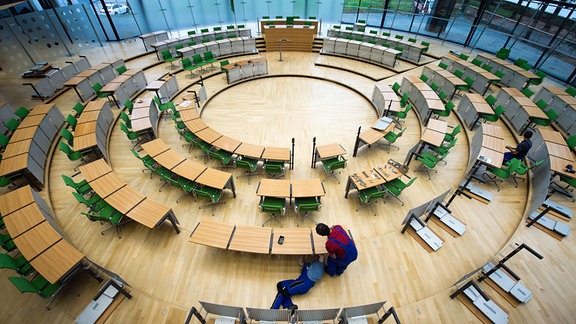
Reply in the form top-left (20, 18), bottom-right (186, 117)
top-left (0, 32), bottom-right (575, 324)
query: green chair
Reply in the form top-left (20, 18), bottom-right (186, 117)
top-left (92, 82), bottom-right (108, 99)
top-left (511, 159), bottom-right (544, 185)
top-left (120, 122), bottom-right (143, 148)
top-left (458, 53), bottom-right (469, 61)
top-left (414, 151), bottom-right (445, 180)
top-left (521, 87), bottom-right (534, 98)
top-left (188, 41), bottom-right (197, 47)
top-left (294, 196), bottom-right (322, 225)
top-left (61, 174), bottom-right (92, 196)
top-left (492, 70), bottom-right (505, 86)
top-left (65, 114), bottom-right (77, 130)
top-left (453, 69), bottom-right (464, 79)
top-left (479, 105), bottom-right (505, 123)
top-left (213, 26), bottom-right (222, 31)
top-left (535, 99), bottom-right (548, 111)
top-left (124, 99), bottom-right (134, 115)
top-left (262, 16), bottom-right (270, 19)
top-left (220, 59), bottom-right (230, 72)
top-left (430, 137), bottom-right (457, 157)
top-left (485, 94), bottom-right (497, 107)
top-left (226, 25), bottom-right (235, 30)
top-left (4, 118), bottom-right (20, 133)
top-left (0, 233), bottom-right (16, 252)
top-left (276, 16), bottom-right (283, 19)
top-left (309, 16), bottom-right (316, 19)
top-left (81, 204), bottom-right (124, 237)
top-left (0, 176), bottom-right (13, 190)
top-left (420, 74), bottom-right (429, 83)
top-left (369, 30), bottom-right (378, 35)
top-left (72, 191), bottom-right (106, 213)
top-left (421, 41), bottom-right (430, 53)
top-left (443, 124), bottom-right (461, 142)
top-left (514, 58), bottom-right (528, 67)
top-left (192, 54), bottom-right (207, 73)
top-left (394, 46), bottom-right (404, 53)
top-left (382, 177), bottom-right (417, 206)
top-left (455, 77), bottom-right (474, 96)
top-left (264, 161), bottom-right (285, 178)
top-left (60, 128), bottom-right (74, 146)
top-left (173, 44), bottom-right (184, 57)
top-left (58, 141), bottom-right (86, 167)
top-left (566, 135), bottom-right (576, 151)
top-left (408, 37), bottom-right (417, 43)
top-left (332, 25), bottom-right (341, 29)
top-left (116, 65), bottom-right (127, 75)
top-left (72, 102), bottom-right (85, 117)
top-left (430, 83), bottom-right (439, 93)
top-left (234, 157), bottom-right (259, 184)
top-left (481, 63), bottom-right (493, 72)
top-left (357, 186), bottom-right (389, 215)
top-left (9, 275), bottom-right (62, 299)
top-left (390, 103), bottom-right (412, 123)
top-left (187, 30), bottom-right (196, 35)
top-left (471, 58), bottom-right (482, 66)
top-left (381, 42), bottom-right (390, 48)
top-left (200, 28), bottom-right (209, 33)
top-left (238, 24), bottom-right (245, 28)
top-left (161, 49), bottom-right (177, 69)
top-left (565, 87), bottom-right (576, 97)
top-left (321, 157), bottom-right (347, 183)
top-left (438, 62), bottom-right (448, 70)
top-left (181, 58), bottom-right (197, 78)
top-left (381, 127), bottom-right (406, 151)
top-left (0, 253), bottom-right (33, 275)
top-left (194, 185), bottom-right (224, 216)
top-left (259, 196), bottom-right (286, 226)
top-left (400, 93), bottom-right (410, 108)
top-left (131, 148), bottom-right (158, 176)
top-left (482, 158), bottom-right (522, 191)
top-left (120, 110), bottom-right (132, 129)
top-left (496, 48), bottom-right (510, 60)
top-left (356, 27), bottom-right (365, 32)
top-left (153, 96), bottom-right (176, 121)
top-left (529, 108), bottom-right (559, 128)
top-left (432, 100), bottom-right (454, 119)
top-left (557, 175), bottom-right (576, 202)
top-left (202, 51), bottom-right (218, 70)
top-left (392, 82), bottom-right (401, 95)
top-left (0, 133), bottom-right (8, 150)
top-left (529, 70), bottom-right (546, 86)
top-left (382, 32), bottom-right (391, 37)
top-left (394, 35), bottom-right (404, 40)
top-left (227, 33), bottom-right (237, 38)
top-left (438, 91), bottom-right (448, 103)
top-left (286, 16), bottom-right (294, 26)
top-left (14, 106), bottom-right (30, 120)
top-left (207, 149), bottom-right (233, 167)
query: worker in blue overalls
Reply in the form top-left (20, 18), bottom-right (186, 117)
top-left (315, 223), bottom-right (358, 277)
top-left (271, 256), bottom-right (325, 311)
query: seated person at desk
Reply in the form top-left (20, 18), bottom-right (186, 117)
top-left (271, 256), bottom-right (325, 311)
top-left (316, 223), bottom-right (358, 277)
top-left (503, 130), bottom-right (533, 163)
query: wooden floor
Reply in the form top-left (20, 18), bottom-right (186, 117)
top-left (0, 34), bottom-right (575, 324)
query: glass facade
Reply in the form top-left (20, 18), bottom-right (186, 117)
top-left (0, 0), bottom-right (575, 83)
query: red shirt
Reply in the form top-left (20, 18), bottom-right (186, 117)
top-left (325, 225), bottom-right (351, 258)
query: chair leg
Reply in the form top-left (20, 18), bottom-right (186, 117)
top-left (236, 170), bottom-right (259, 185)
top-left (176, 191), bottom-right (196, 203)
top-left (199, 200), bottom-right (225, 216)
top-left (297, 212), bottom-right (317, 227)
top-left (322, 171), bottom-right (341, 184)
top-left (482, 173), bottom-right (501, 191)
top-left (356, 201), bottom-right (377, 216)
top-left (262, 213), bottom-right (282, 227)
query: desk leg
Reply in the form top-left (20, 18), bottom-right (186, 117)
top-left (229, 178), bottom-right (237, 198)
top-left (167, 211), bottom-right (180, 234)
top-left (73, 86), bottom-right (84, 102)
top-left (470, 115), bottom-right (480, 130)
top-left (345, 176), bottom-right (352, 198)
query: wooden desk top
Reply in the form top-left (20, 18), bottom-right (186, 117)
top-left (478, 147), bottom-right (503, 169)
top-left (77, 69), bottom-right (100, 78)
top-left (126, 198), bottom-right (171, 229)
top-left (549, 155), bottom-right (576, 179)
top-left (131, 118), bottom-right (153, 133)
top-left (185, 118), bottom-right (209, 132)
top-left (189, 220), bottom-right (235, 249)
top-left (195, 168), bottom-right (232, 190)
top-left (73, 134), bottom-right (97, 152)
top-left (111, 74), bottom-right (131, 83)
top-left (74, 122), bottom-right (97, 136)
top-left (79, 159), bottom-right (112, 182)
top-left (427, 99), bottom-right (445, 112)
top-left (421, 129), bottom-right (445, 147)
top-left (133, 97), bottom-right (153, 109)
top-left (257, 179), bottom-right (291, 198)
top-left (524, 106), bottom-right (548, 119)
top-left (359, 127), bottom-right (389, 145)
top-left (63, 76), bottom-right (87, 87)
top-left (0, 185), bottom-right (35, 216)
top-left (122, 68), bottom-right (143, 77)
top-left (3, 204), bottom-right (44, 238)
top-left (546, 142), bottom-right (574, 161)
top-left (179, 109), bottom-right (200, 122)
top-left (154, 149), bottom-right (186, 170)
top-left (316, 143), bottom-right (346, 159)
top-left (465, 93), bottom-right (487, 104)
top-left (312, 232), bottom-right (328, 254)
top-left (212, 135), bottom-right (242, 153)
top-left (292, 179), bottom-right (325, 197)
top-left (228, 225), bottom-right (272, 254)
top-left (89, 172), bottom-right (126, 198)
top-left (13, 222), bottom-right (61, 260)
top-left (172, 160), bottom-right (207, 181)
top-left (141, 139), bottom-right (171, 158)
top-left (473, 101), bottom-right (494, 114)
top-left (77, 110), bottom-right (100, 124)
top-left (30, 240), bottom-right (85, 284)
top-left (105, 186), bottom-right (146, 214)
top-left (349, 169), bottom-right (386, 189)
top-left (9, 127), bottom-right (36, 142)
top-left (482, 135), bottom-right (505, 153)
top-left (374, 163), bottom-right (404, 182)
top-left (540, 129), bottom-right (566, 145)
top-left (3, 139), bottom-right (32, 159)
top-left (90, 63), bottom-right (111, 70)
top-left (427, 119), bottom-right (448, 133)
top-left (235, 143), bottom-right (265, 159)
top-left (101, 82), bottom-right (122, 93)
top-left (262, 147), bottom-right (291, 161)
top-left (270, 228), bottom-right (313, 255)
top-left (404, 75), bottom-right (423, 83)
top-left (195, 127), bottom-right (223, 144)
top-left (482, 124), bottom-right (504, 139)
top-left (130, 107), bottom-right (150, 120)
top-left (18, 115), bottom-right (45, 129)
top-left (146, 80), bottom-right (165, 91)
top-left (83, 98), bottom-right (107, 112)
top-left (0, 154), bottom-right (28, 176)
top-left (29, 103), bottom-right (55, 116)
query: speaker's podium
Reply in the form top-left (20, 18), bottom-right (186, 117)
top-left (264, 25), bottom-right (316, 52)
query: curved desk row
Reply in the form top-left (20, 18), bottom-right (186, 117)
top-left (534, 86), bottom-right (576, 137)
top-left (151, 28), bottom-right (252, 55)
top-left (178, 37), bottom-right (257, 61)
top-left (100, 68), bottom-right (148, 109)
top-left (538, 128), bottom-right (575, 179)
top-left (326, 28), bottom-right (426, 62)
top-left (140, 138), bottom-right (236, 197)
top-left (73, 99), bottom-right (114, 160)
top-left (322, 37), bottom-right (401, 68)
top-left (457, 93), bottom-right (496, 130)
top-left (221, 57), bottom-right (268, 84)
top-left (400, 75), bottom-right (444, 125)
top-left (63, 58), bottom-right (126, 102)
top-left (0, 185), bottom-right (85, 284)
top-left (372, 82), bottom-right (402, 117)
top-left (0, 104), bottom-right (64, 190)
top-left (130, 98), bottom-right (160, 137)
top-left (423, 64), bottom-right (468, 100)
top-left (495, 87), bottom-right (548, 134)
top-left (177, 103), bottom-right (293, 170)
top-left (24, 57), bottom-right (91, 100)
top-left (78, 159), bottom-right (180, 234)
top-left (475, 53), bottom-right (539, 90)
top-left (139, 30), bottom-right (169, 51)
top-left (189, 220), bottom-right (328, 255)
top-left (440, 55), bottom-right (500, 95)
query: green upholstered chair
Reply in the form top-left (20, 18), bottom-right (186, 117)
top-left (259, 196), bottom-right (286, 226)
top-left (458, 53), bottom-right (469, 61)
top-left (471, 58), bottom-right (482, 66)
top-left (529, 108), bottom-right (559, 129)
top-left (9, 275), bottom-right (62, 299)
top-left (0, 233), bottom-right (16, 252)
top-left (381, 127), bottom-right (406, 151)
top-left (58, 141), bottom-right (86, 168)
top-left (81, 204), bottom-right (124, 237)
top-left (521, 87), bottom-right (534, 98)
top-left (443, 124), bottom-right (461, 142)
top-left (61, 174), bottom-right (92, 196)
top-left (438, 91), bottom-right (448, 103)
top-left (321, 157), bottom-right (347, 183)
top-left (421, 41), bottom-right (430, 53)
top-left (430, 82), bottom-right (439, 93)
top-left (357, 186), bottom-right (389, 215)
top-left (4, 118), bottom-right (20, 134)
top-left (194, 185), bottom-right (224, 216)
top-left (131, 148), bottom-right (158, 176)
top-left (392, 82), bottom-right (401, 95)
top-left (453, 69), bottom-right (464, 79)
top-left (208, 149), bottom-right (233, 167)
top-left (485, 94), bottom-right (497, 107)
top-left (187, 30), bottom-right (196, 35)
top-left (482, 158), bottom-right (522, 191)
top-left (511, 159), bottom-right (544, 185)
top-left (566, 135), bottom-right (576, 151)
top-left (116, 65), bottom-right (127, 75)
top-left (65, 114), bottom-right (77, 130)
top-left (420, 74), bottom-right (429, 83)
top-left (395, 34), bottom-right (404, 40)
top-left (390, 103), bottom-right (412, 123)
top-left (535, 99), bottom-right (548, 111)
top-left (14, 106), bottom-right (30, 120)
top-left (60, 128), bottom-right (74, 146)
top-left (481, 63), bottom-right (493, 72)
top-left (91, 82), bottom-right (108, 99)
top-left (432, 100), bottom-right (455, 119)
top-left (72, 191), bottom-right (106, 213)
top-left (438, 62), bottom-right (448, 70)
top-left (414, 151), bottom-right (446, 180)
top-left (203, 51), bottom-right (218, 70)
top-left (234, 157), bottom-right (259, 184)
top-left (565, 86), bottom-right (576, 97)
top-left (192, 54), bottom-right (207, 73)
top-left (294, 196), bottom-right (322, 224)
top-left (0, 253), bottom-right (34, 275)
top-left (479, 105), bottom-right (505, 123)
top-left (264, 161), bottom-right (285, 178)
top-left (431, 137), bottom-right (457, 156)
top-left (382, 177), bottom-right (417, 206)
top-left (181, 58), bottom-right (197, 78)
top-left (161, 49), bottom-right (177, 69)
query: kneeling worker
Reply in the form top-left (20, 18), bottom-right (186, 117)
top-left (316, 223), bottom-right (358, 277)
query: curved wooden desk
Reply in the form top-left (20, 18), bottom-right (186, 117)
top-left (73, 98), bottom-right (114, 160)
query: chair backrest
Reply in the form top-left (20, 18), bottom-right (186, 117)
top-left (430, 82), bottom-right (439, 92)
top-left (58, 141), bottom-right (73, 155)
top-left (8, 276), bottom-right (38, 293)
top-left (403, 176), bottom-right (418, 189)
top-left (203, 51), bottom-right (214, 61)
top-left (392, 82), bottom-right (401, 94)
top-left (521, 87), bottom-right (534, 98)
top-left (438, 91), bottom-right (447, 101)
top-left (0, 133), bottom-right (8, 147)
top-left (187, 30), bottom-right (196, 35)
top-left (60, 128), bottom-right (74, 145)
top-left (505, 158), bottom-right (522, 173)
top-left (445, 100), bottom-right (455, 112)
top-left (175, 44), bottom-right (184, 51)
top-left (438, 62), bottom-right (448, 70)
top-left (260, 197), bottom-right (285, 213)
top-left (182, 58), bottom-right (193, 69)
top-left (119, 121), bottom-right (131, 135)
top-left (116, 65), bottom-right (127, 75)
top-left (566, 135), bottom-right (576, 150)
top-left (464, 76), bottom-right (475, 86)
top-left (494, 70), bottom-right (505, 79)
top-left (485, 94), bottom-right (497, 106)
top-left (453, 69), bottom-right (464, 78)
top-left (535, 99), bottom-right (548, 110)
top-left (494, 105), bottom-right (505, 116)
top-left (192, 54), bottom-right (203, 65)
top-left (73, 102), bottom-right (85, 115)
top-left (92, 82), bottom-right (103, 93)
top-left (66, 114), bottom-right (77, 128)
top-left (458, 53), bottom-right (469, 61)
top-left (220, 60), bottom-right (230, 67)
top-left (125, 99), bottom-right (133, 114)
top-left (61, 174), bottom-right (80, 189)
top-left (200, 28), bottom-right (209, 33)
top-left (471, 58), bottom-right (482, 66)
top-left (5, 118), bottom-right (20, 131)
top-left (565, 86), bottom-right (576, 97)
top-left (481, 63), bottom-right (492, 72)
top-left (420, 74), bottom-right (429, 82)
top-left (546, 108), bottom-right (559, 120)
top-left (161, 50), bottom-right (172, 60)
top-left (15, 106), bottom-right (30, 119)
top-left (327, 158), bottom-right (347, 172)
top-left (120, 111), bottom-right (131, 125)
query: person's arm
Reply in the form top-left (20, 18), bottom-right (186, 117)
top-left (505, 144), bottom-right (519, 154)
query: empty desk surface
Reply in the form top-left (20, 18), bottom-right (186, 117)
top-left (262, 147), bottom-right (291, 161)
top-left (228, 225), bottom-right (272, 254)
top-left (189, 220), bottom-right (235, 249)
top-left (235, 143), bottom-right (265, 159)
top-left (292, 179), bottom-right (325, 198)
top-left (257, 179), bottom-right (291, 198)
top-left (315, 143), bottom-right (346, 160)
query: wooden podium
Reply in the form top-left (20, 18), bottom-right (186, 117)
top-left (264, 25), bottom-right (316, 52)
